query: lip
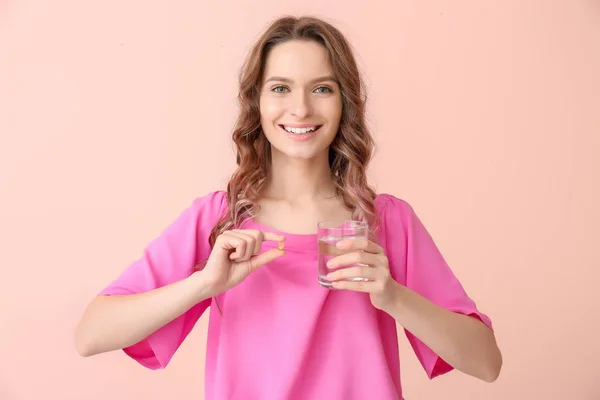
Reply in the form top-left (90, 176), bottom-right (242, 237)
top-left (279, 124), bottom-right (322, 142)
top-left (281, 123), bottom-right (321, 128)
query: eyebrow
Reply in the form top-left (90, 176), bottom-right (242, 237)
top-left (263, 75), bottom-right (338, 85)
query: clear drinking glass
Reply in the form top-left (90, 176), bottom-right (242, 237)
top-left (317, 220), bottom-right (369, 288)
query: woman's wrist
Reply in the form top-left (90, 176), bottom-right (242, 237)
top-left (186, 271), bottom-right (220, 302)
top-left (377, 280), bottom-right (405, 315)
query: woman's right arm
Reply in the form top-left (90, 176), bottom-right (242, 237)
top-left (74, 229), bottom-right (285, 358)
top-left (74, 271), bottom-right (213, 357)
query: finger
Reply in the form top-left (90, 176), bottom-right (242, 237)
top-left (237, 229), bottom-right (285, 254)
top-left (330, 279), bottom-right (378, 293)
top-left (336, 237), bottom-right (383, 254)
top-left (245, 247), bottom-right (285, 271)
top-left (216, 230), bottom-right (284, 260)
top-left (257, 230), bottom-right (284, 242)
top-left (259, 231), bottom-right (286, 252)
top-left (230, 230), bottom-right (257, 260)
top-left (326, 251), bottom-right (379, 270)
top-left (220, 231), bottom-right (248, 260)
top-left (326, 265), bottom-right (377, 282)
top-left (238, 229), bottom-right (266, 254)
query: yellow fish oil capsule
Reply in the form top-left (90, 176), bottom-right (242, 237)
top-left (278, 240), bottom-right (285, 251)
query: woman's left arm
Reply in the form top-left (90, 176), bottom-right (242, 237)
top-left (326, 238), bottom-right (502, 383)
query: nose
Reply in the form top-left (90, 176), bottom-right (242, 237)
top-left (288, 91), bottom-right (312, 119)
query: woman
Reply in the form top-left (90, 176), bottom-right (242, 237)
top-left (75, 15), bottom-right (502, 399)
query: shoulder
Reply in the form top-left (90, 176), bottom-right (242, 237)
top-left (375, 193), bottom-right (416, 221)
top-left (170, 190), bottom-right (228, 229)
top-left (373, 193), bottom-right (424, 242)
top-left (189, 190), bottom-right (228, 215)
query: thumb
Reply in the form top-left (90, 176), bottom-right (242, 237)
top-left (247, 248), bottom-right (285, 272)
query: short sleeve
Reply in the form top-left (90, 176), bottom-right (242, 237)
top-left (98, 190), bottom-right (227, 370)
top-left (378, 194), bottom-right (494, 379)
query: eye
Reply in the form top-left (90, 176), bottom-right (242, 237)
top-left (314, 86), bottom-right (333, 94)
top-left (272, 85), bottom-right (289, 93)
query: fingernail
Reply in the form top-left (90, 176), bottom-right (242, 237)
top-left (336, 240), bottom-right (347, 248)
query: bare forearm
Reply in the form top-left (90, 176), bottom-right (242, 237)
top-left (74, 272), bottom-right (213, 357)
top-left (382, 282), bottom-right (502, 382)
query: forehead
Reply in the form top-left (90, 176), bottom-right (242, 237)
top-left (263, 40), bottom-right (334, 82)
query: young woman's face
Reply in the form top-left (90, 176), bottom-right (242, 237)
top-left (259, 40), bottom-right (343, 161)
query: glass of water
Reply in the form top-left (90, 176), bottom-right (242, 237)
top-left (317, 220), bottom-right (369, 288)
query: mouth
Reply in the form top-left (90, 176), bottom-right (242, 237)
top-left (279, 124), bottom-right (323, 135)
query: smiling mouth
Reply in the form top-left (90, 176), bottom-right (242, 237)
top-left (279, 125), bottom-right (322, 135)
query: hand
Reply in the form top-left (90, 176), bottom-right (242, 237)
top-left (325, 237), bottom-right (398, 310)
top-left (199, 229), bottom-right (285, 296)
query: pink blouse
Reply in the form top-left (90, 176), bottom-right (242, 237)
top-left (99, 191), bottom-right (493, 399)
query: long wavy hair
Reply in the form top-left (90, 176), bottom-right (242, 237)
top-left (209, 16), bottom-right (378, 247)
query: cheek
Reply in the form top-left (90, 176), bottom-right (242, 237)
top-left (260, 97), bottom-right (284, 123)
top-left (322, 99), bottom-right (342, 126)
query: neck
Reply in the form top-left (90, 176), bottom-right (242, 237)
top-left (262, 148), bottom-right (336, 203)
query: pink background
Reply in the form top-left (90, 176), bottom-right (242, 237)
top-left (1, 1), bottom-right (599, 399)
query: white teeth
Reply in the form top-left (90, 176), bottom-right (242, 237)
top-left (283, 126), bottom-right (318, 134)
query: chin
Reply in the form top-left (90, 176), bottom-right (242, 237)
top-left (278, 149), bottom-right (321, 160)
top-left (266, 131), bottom-right (336, 161)
top-left (271, 143), bottom-right (330, 161)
